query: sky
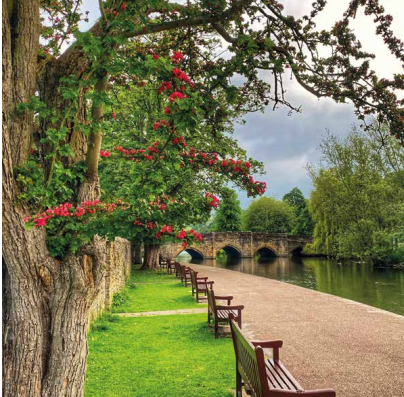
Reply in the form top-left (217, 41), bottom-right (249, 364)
top-left (77, 1), bottom-right (404, 208)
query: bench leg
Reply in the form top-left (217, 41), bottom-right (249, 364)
top-left (236, 369), bottom-right (242, 397)
top-left (215, 320), bottom-right (218, 339)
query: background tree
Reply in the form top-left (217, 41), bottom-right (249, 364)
top-left (3, 1), bottom-right (404, 396)
top-left (213, 188), bottom-right (242, 231)
top-left (189, 214), bottom-right (216, 234)
top-left (282, 187), bottom-right (306, 214)
top-left (308, 125), bottom-right (404, 262)
top-left (294, 204), bottom-right (316, 236)
top-left (243, 197), bottom-right (295, 233)
top-left (282, 187), bottom-right (314, 236)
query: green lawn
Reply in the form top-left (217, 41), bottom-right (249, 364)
top-left (112, 270), bottom-right (207, 313)
top-left (84, 270), bottom-right (234, 397)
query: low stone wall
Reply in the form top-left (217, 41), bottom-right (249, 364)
top-left (89, 238), bottom-right (132, 322)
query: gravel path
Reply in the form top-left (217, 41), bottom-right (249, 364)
top-left (186, 263), bottom-right (404, 397)
top-left (116, 308), bottom-right (207, 317)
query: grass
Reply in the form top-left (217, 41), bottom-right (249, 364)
top-left (85, 269), bottom-right (235, 397)
top-left (112, 269), bottom-right (207, 313)
top-left (85, 314), bottom-right (234, 397)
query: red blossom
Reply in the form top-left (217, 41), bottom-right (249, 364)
top-left (205, 192), bottom-right (220, 209)
top-left (171, 51), bottom-right (184, 63)
top-left (168, 91), bottom-right (186, 102)
top-left (172, 68), bottom-right (191, 83)
top-left (158, 81), bottom-right (172, 94)
top-left (175, 230), bottom-right (187, 239)
top-left (100, 150), bottom-right (111, 157)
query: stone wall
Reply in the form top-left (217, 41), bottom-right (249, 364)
top-left (89, 238), bottom-right (132, 322)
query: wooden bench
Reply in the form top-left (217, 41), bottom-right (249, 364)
top-left (229, 315), bottom-right (336, 397)
top-left (174, 261), bottom-right (182, 278)
top-left (207, 286), bottom-right (244, 339)
top-left (166, 259), bottom-right (176, 274)
top-left (179, 264), bottom-right (192, 287)
top-left (190, 269), bottom-right (214, 303)
top-left (159, 255), bottom-right (167, 269)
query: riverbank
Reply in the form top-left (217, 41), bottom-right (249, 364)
top-left (181, 256), bottom-right (404, 316)
top-left (186, 263), bottom-right (404, 397)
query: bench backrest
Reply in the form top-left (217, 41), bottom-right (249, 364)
top-left (180, 264), bottom-right (189, 278)
top-left (206, 285), bottom-right (217, 313)
top-left (230, 318), bottom-right (269, 397)
top-left (190, 269), bottom-right (197, 288)
top-left (175, 261), bottom-right (181, 273)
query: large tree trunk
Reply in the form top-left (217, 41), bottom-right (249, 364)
top-left (133, 243), bottom-right (143, 265)
top-left (142, 244), bottom-right (161, 269)
top-left (2, 2), bottom-right (108, 396)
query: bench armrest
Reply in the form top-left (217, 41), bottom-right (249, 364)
top-left (270, 389), bottom-right (335, 397)
top-left (198, 280), bottom-right (214, 286)
top-left (216, 305), bottom-right (244, 311)
top-left (251, 340), bottom-right (283, 349)
top-left (215, 295), bottom-right (233, 305)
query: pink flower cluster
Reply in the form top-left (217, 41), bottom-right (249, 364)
top-left (171, 51), bottom-right (184, 63)
top-left (158, 81), bottom-right (172, 94)
top-left (168, 91), bottom-right (187, 102)
top-left (172, 136), bottom-right (187, 147)
top-left (25, 200), bottom-right (108, 228)
top-left (153, 120), bottom-right (169, 130)
top-left (172, 68), bottom-right (191, 84)
top-left (100, 150), bottom-right (111, 157)
top-left (189, 229), bottom-right (203, 242)
top-left (114, 145), bottom-right (161, 161)
top-left (205, 192), bottom-right (220, 209)
top-left (155, 224), bottom-right (174, 239)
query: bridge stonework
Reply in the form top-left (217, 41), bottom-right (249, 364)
top-left (160, 232), bottom-right (313, 259)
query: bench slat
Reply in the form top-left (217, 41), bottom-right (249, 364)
top-left (266, 361), bottom-right (288, 390)
top-left (266, 360), bottom-right (303, 391)
top-left (272, 359), bottom-right (304, 392)
top-left (217, 309), bottom-right (239, 319)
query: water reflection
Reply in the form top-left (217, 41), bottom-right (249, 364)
top-left (178, 254), bottom-right (404, 316)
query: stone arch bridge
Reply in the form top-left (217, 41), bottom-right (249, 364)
top-left (160, 232), bottom-right (313, 260)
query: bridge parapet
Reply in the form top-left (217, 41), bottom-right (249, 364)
top-left (160, 232), bottom-right (314, 260)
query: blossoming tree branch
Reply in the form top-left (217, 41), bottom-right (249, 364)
top-left (2, 0), bottom-right (403, 396)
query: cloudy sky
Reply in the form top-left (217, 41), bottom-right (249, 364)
top-left (79, 0), bottom-right (403, 208)
top-left (233, 0), bottom-right (404, 207)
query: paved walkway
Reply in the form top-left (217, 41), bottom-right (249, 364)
top-left (186, 263), bottom-right (404, 397)
top-left (116, 308), bottom-right (207, 317)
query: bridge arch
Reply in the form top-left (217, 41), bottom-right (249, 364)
top-left (254, 245), bottom-right (278, 258)
top-left (215, 244), bottom-right (242, 258)
top-left (176, 247), bottom-right (205, 260)
top-left (289, 245), bottom-right (304, 256)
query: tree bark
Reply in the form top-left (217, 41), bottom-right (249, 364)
top-left (133, 243), bottom-right (143, 265)
top-left (2, 3), bottom-right (108, 396)
top-left (142, 245), bottom-right (161, 269)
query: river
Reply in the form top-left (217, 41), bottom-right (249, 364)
top-left (178, 254), bottom-right (404, 316)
